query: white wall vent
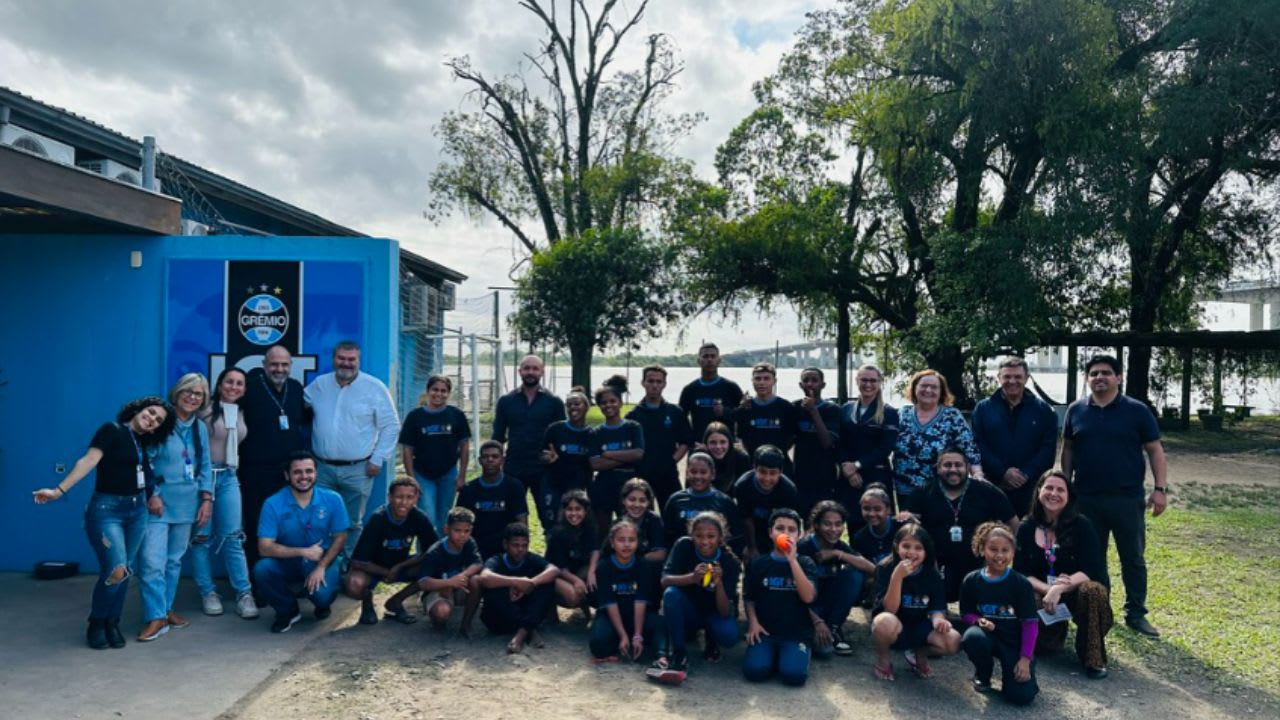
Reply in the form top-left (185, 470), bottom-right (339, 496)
top-left (0, 124), bottom-right (76, 165)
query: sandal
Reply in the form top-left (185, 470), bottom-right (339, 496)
top-left (904, 649), bottom-right (932, 678)
top-left (383, 603), bottom-right (418, 625)
top-left (873, 661), bottom-right (895, 681)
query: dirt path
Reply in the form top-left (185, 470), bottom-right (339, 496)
top-left (222, 452), bottom-right (1280, 720)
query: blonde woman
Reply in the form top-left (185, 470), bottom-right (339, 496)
top-left (838, 365), bottom-right (900, 520)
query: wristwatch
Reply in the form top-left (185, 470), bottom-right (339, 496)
top-left (1153, 486), bottom-right (1169, 494)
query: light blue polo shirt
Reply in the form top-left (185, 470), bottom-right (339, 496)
top-left (258, 486), bottom-right (350, 549)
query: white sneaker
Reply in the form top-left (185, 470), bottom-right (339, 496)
top-left (202, 592), bottom-right (224, 616)
top-left (236, 593), bottom-right (260, 619)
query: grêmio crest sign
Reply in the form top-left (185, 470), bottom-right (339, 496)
top-left (166, 258), bottom-right (364, 386)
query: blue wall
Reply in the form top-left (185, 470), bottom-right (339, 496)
top-left (0, 234), bottom-right (400, 572)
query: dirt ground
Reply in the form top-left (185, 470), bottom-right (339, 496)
top-left (222, 451), bottom-right (1280, 720)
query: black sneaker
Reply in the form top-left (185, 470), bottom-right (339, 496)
top-left (86, 619), bottom-right (109, 650)
top-left (832, 628), bottom-right (853, 656)
top-left (972, 676), bottom-right (993, 693)
top-left (271, 611), bottom-right (303, 634)
top-left (646, 654), bottom-right (688, 685)
top-left (314, 605), bottom-right (332, 621)
top-left (359, 603), bottom-right (379, 625)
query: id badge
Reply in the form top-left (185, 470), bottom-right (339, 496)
top-left (950, 525), bottom-right (963, 543)
top-left (184, 459), bottom-right (195, 481)
top-left (278, 414), bottom-right (290, 430)
top-left (136, 464), bottom-right (146, 490)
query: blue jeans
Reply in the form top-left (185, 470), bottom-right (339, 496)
top-left (190, 467), bottom-right (252, 598)
top-left (743, 635), bottom-right (811, 686)
top-left (814, 567), bottom-right (863, 626)
top-left (962, 625), bottom-right (1039, 705)
top-left (661, 586), bottom-right (740, 655)
top-left (83, 492), bottom-right (148, 620)
top-left (140, 519), bottom-right (193, 622)
top-left (415, 467), bottom-right (459, 532)
top-left (317, 461), bottom-right (373, 558)
top-left (252, 556), bottom-right (340, 617)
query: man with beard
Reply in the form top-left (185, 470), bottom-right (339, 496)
top-left (901, 448), bottom-right (1017, 602)
top-left (493, 355), bottom-right (565, 526)
top-left (254, 451), bottom-right (349, 633)
top-left (305, 341), bottom-right (400, 559)
top-left (239, 345), bottom-right (307, 577)
top-left (1061, 354), bottom-right (1168, 638)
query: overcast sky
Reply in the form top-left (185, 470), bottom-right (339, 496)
top-left (0, 0), bottom-right (838, 354)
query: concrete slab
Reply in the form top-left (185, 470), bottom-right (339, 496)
top-left (0, 572), bottom-right (355, 719)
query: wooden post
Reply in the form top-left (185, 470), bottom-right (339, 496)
top-left (1066, 345), bottom-right (1079, 403)
top-left (1180, 347), bottom-right (1193, 431)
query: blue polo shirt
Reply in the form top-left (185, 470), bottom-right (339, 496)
top-left (258, 486), bottom-right (351, 549)
top-left (1063, 393), bottom-right (1160, 497)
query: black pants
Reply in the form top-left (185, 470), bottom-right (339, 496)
top-left (239, 463), bottom-right (286, 577)
top-left (962, 626), bottom-right (1038, 706)
top-left (480, 583), bottom-right (554, 634)
top-left (1077, 494), bottom-right (1147, 620)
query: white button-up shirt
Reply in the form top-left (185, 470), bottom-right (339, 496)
top-left (305, 371), bottom-right (401, 467)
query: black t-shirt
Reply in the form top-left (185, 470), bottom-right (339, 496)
top-left (419, 538), bottom-right (482, 580)
top-left (483, 551), bottom-right (551, 580)
top-left (661, 488), bottom-right (743, 549)
top-left (796, 533), bottom-right (857, 579)
top-left (679, 376), bottom-right (744, 440)
top-left (238, 368), bottom-right (306, 469)
top-left (595, 555), bottom-right (658, 623)
top-left (626, 401), bottom-right (693, 481)
top-left (905, 479), bottom-right (1015, 569)
top-left (745, 553), bottom-right (819, 642)
top-left (960, 568), bottom-right (1038, 648)
top-left (89, 422), bottom-right (148, 496)
top-left (618, 511), bottom-right (666, 556)
top-left (590, 420), bottom-right (645, 485)
top-left (731, 471), bottom-right (800, 552)
top-left (398, 405), bottom-right (471, 477)
top-left (542, 421), bottom-right (594, 493)
top-left (456, 475), bottom-right (530, 558)
top-left (352, 506), bottom-right (439, 568)
top-left (711, 447), bottom-right (753, 494)
top-left (851, 518), bottom-right (898, 566)
top-left (663, 537), bottom-right (741, 616)
top-left (736, 396), bottom-right (799, 456)
top-left (874, 563), bottom-right (946, 626)
top-left (546, 525), bottom-right (598, 574)
top-left (791, 399), bottom-right (841, 500)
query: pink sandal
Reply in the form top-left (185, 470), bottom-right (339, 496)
top-left (873, 661), bottom-right (895, 681)
top-left (904, 650), bottom-right (933, 679)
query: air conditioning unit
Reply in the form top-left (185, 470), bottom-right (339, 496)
top-left (402, 282), bottom-right (437, 329)
top-left (77, 158), bottom-right (144, 185)
top-left (441, 282), bottom-right (457, 311)
top-left (0, 124), bottom-right (76, 165)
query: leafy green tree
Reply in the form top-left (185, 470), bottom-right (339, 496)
top-left (427, 0), bottom-right (700, 383)
top-left (512, 228), bottom-right (687, 387)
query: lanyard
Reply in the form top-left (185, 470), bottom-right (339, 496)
top-left (1042, 527), bottom-right (1059, 579)
top-left (260, 373), bottom-right (288, 416)
top-left (947, 485), bottom-right (968, 525)
top-left (125, 424), bottom-right (144, 467)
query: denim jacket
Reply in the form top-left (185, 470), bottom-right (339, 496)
top-left (147, 416), bottom-right (213, 524)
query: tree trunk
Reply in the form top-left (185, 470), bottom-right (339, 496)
top-left (568, 341), bottom-right (594, 392)
top-left (924, 343), bottom-right (971, 409)
top-left (836, 301), bottom-right (851, 404)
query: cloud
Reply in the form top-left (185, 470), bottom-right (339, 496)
top-left (0, 0), bottom-right (831, 353)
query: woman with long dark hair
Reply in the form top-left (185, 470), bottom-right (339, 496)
top-left (1014, 470), bottom-right (1113, 678)
top-left (33, 396), bottom-right (174, 649)
top-left (192, 366), bottom-right (259, 619)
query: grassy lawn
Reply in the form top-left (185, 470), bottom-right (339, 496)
top-left (1105, 486), bottom-right (1280, 697)
top-left (1160, 415), bottom-right (1280, 454)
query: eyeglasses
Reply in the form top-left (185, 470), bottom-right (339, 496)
top-left (180, 389), bottom-right (206, 398)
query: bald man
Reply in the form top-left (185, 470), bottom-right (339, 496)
top-left (493, 355), bottom-right (565, 526)
top-left (240, 346), bottom-right (308, 584)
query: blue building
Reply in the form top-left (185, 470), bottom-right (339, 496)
top-left (0, 86), bottom-right (465, 572)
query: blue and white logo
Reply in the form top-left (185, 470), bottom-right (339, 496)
top-left (238, 294), bottom-right (290, 346)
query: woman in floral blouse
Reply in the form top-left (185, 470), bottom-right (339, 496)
top-left (892, 370), bottom-right (981, 504)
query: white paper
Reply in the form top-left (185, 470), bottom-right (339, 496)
top-left (1038, 604), bottom-right (1073, 625)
